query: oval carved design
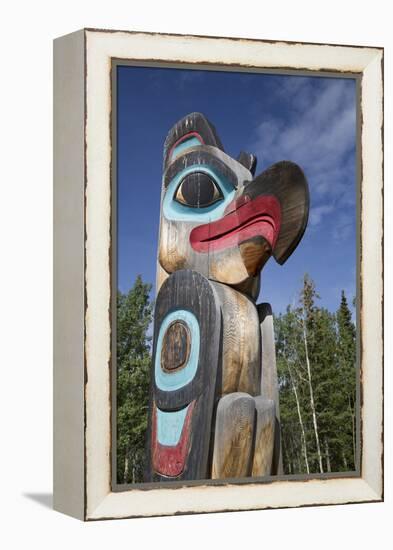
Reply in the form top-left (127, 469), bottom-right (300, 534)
top-left (161, 321), bottom-right (191, 372)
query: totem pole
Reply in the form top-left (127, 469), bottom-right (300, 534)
top-left (145, 112), bottom-right (309, 481)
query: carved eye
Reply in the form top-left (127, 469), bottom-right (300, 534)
top-left (174, 172), bottom-right (223, 208)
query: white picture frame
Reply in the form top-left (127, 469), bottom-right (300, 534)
top-left (53, 28), bottom-right (383, 521)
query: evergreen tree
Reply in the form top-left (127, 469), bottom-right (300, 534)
top-left (309, 306), bottom-right (341, 472)
top-left (336, 290), bottom-right (357, 468)
top-left (276, 307), bottom-right (311, 474)
top-left (276, 276), bottom-right (357, 475)
top-left (298, 274), bottom-right (324, 473)
top-left (116, 276), bottom-right (153, 484)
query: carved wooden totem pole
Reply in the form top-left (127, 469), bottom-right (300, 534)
top-left (145, 112), bottom-right (309, 482)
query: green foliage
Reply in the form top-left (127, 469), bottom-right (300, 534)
top-left (276, 276), bottom-right (357, 474)
top-left (116, 275), bottom-right (153, 484)
top-left (115, 273), bottom-right (357, 482)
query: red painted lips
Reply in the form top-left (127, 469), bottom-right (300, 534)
top-left (152, 401), bottom-right (195, 477)
top-left (190, 194), bottom-right (281, 253)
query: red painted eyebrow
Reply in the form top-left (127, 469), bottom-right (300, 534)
top-left (168, 132), bottom-right (204, 161)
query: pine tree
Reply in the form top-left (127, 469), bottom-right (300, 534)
top-left (276, 276), bottom-right (357, 474)
top-left (276, 308), bottom-right (310, 474)
top-left (116, 276), bottom-right (153, 484)
top-left (336, 290), bottom-right (357, 469)
top-left (298, 274), bottom-right (324, 473)
top-left (309, 306), bottom-right (341, 472)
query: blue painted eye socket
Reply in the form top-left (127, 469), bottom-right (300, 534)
top-left (163, 165), bottom-right (236, 223)
top-left (174, 171), bottom-right (223, 208)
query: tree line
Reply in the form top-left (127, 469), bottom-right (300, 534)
top-left (116, 274), bottom-right (356, 483)
top-left (116, 276), bottom-right (153, 484)
top-left (275, 274), bottom-right (357, 475)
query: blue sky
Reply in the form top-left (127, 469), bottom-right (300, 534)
top-left (117, 65), bottom-right (357, 314)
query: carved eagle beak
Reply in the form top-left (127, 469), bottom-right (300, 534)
top-left (190, 160), bottom-right (309, 276)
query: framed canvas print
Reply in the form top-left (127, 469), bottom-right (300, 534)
top-left (53, 28), bottom-right (383, 520)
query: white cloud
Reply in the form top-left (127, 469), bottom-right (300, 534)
top-left (309, 204), bottom-right (335, 226)
top-left (250, 78), bottom-right (356, 230)
top-left (332, 211), bottom-right (355, 241)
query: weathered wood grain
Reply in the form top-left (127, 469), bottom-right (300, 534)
top-left (212, 393), bottom-right (255, 479)
top-left (258, 302), bottom-right (283, 475)
top-left (252, 397), bottom-right (275, 476)
top-left (156, 261), bottom-right (169, 293)
top-left (212, 282), bottom-right (260, 396)
top-left (239, 236), bottom-right (271, 277)
top-left (232, 275), bottom-right (260, 301)
top-left (158, 216), bottom-right (210, 279)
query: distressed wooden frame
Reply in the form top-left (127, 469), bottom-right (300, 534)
top-left (53, 28), bottom-right (383, 521)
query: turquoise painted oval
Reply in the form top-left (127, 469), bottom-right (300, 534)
top-left (155, 309), bottom-right (200, 392)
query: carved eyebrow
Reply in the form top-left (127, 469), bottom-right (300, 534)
top-left (163, 112), bottom-right (224, 169)
top-left (163, 149), bottom-right (238, 190)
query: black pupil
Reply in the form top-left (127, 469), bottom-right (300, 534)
top-left (179, 172), bottom-right (220, 207)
